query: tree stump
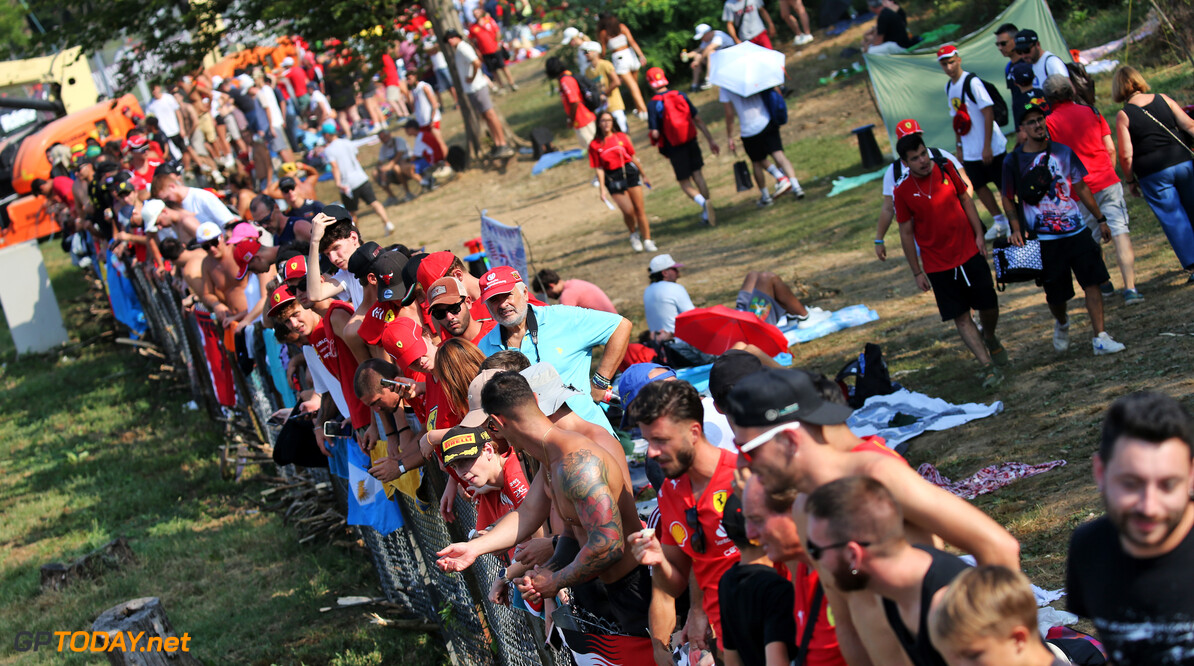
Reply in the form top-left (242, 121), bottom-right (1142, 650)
top-left (91, 597), bottom-right (201, 666)
top-left (40, 538), bottom-right (136, 591)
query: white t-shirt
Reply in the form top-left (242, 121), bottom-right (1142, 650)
top-left (1031, 51), bottom-right (1069, 89)
top-left (719, 88), bottom-right (770, 138)
top-left (256, 85), bottom-right (285, 130)
top-left (146, 95), bottom-right (182, 137)
top-left (323, 138), bottom-right (370, 190)
top-left (882, 147), bottom-right (963, 196)
top-left (431, 50), bottom-right (448, 71)
top-left (331, 268), bottom-right (365, 308)
top-left (643, 280), bottom-right (696, 333)
top-left (705, 30), bottom-right (734, 52)
top-left (304, 345), bottom-right (350, 419)
top-left (722, 0), bottom-right (768, 42)
top-left (412, 81), bottom-right (441, 127)
top-left (182, 187), bottom-right (237, 226)
top-left (946, 72), bottom-right (1008, 161)
top-left (378, 136), bottom-right (410, 165)
top-left (453, 41), bottom-right (490, 94)
top-left (309, 89), bottom-right (333, 116)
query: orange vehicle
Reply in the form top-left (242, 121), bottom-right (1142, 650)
top-left (205, 41), bottom-right (298, 81)
top-left (0, 94), bottom-right (141, 249)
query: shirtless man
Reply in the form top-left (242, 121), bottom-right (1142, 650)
top-left (195, 222), bottom-right (272, 327)
top-left (263, 165), bottom-right (325, 221)
top-left (724, 368), bottom-right (1019, 666)
top-left (158, 236), bottom-right (207, 301)
top-left (436, 371), bottom-right (652, 641)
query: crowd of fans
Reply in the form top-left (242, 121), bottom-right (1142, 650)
top-left (36, 3), bottom-right (1194, 665)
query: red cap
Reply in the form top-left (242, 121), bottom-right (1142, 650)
top-left (416, 250), bottom-right (456, 292)
top-left (379, 316), bottom-right (428, 368)
top-left (233, 237), bottom-right (262, 280)
top-left (358, 302), bottom-right (399, 345)
top-left (895, 118), bottom-right (923, 139)
top-left (936, 45), bottom-right (959, 61)
top-left (123, 134), bottom-right (149, 152)
top-left (645, 67), bottom-right (668, 89)
top-left (283, 255), bottom-right (308, 282)
top-left (478, 266), bottom-right (524, 303)
top-left (267, 284), bottom-right (296, 318)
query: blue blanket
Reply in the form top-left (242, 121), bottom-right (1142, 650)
top-left (782, 304), bottom-right (879, 344)
top-left (531, 149), bottom-right (585, 176)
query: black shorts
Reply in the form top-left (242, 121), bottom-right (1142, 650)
top-left (926, 252), bottom-right (999, 321)
top-left (666, 140), bottom-right (705, 181)
top-left (1039, 232), bottom-right (1110, 305)
top-left (340, 181), bottom-right (378, 212)
top-left (604, 163), bottom-right (641, 195)
top-left (170, 134), bottom-right (187, 152)
top-left (742, 122), bottom-right (783, 163)
top-left (482, 52), bottom-right (506, 71)
top-left (962, 153), bottom-right (1006, 189)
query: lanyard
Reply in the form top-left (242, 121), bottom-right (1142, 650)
top-left (500, 304), bottom-right (541, 363)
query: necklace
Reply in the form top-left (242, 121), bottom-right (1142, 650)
top-left (540, 424), bottom-right (557, 488)
top-left (912, 171), bottom-right (934, 199)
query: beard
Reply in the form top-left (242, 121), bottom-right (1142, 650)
top-left (1105, 495), bottom-right (1191, 550)
top-left (830, 558), bottom-right (870, 592)
top-left (660, 445), bottom-right (696, 479)
top-left (495, 301), bottom-right (528, 328)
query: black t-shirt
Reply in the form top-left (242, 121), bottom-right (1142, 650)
top-left (882, 546), bottom-right (971, 666)
top-left (289, 198), bottom-right (324, 221)
top-left (1067, 515), bottom-right (1194, 665)
top-left (719, 563), bottom-right (796, 666)
top-left (876, 7), bottom-right (914, 48)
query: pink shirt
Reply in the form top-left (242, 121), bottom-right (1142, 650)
top-left (557, 279), bottom-right (617, 314)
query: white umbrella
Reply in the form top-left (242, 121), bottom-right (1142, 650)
top-left (708, 40), bottom-right (786, 97)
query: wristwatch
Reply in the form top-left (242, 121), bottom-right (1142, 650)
top-left (1097, 215), bottom-right (1108, 224)
top-left (497, 567), bottom-right (509, 583)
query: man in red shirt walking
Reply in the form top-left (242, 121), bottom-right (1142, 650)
top-left (469, 7), bottom-right (518, 92)
top-left (544, 56), bottom-right (597, 150)
top-left (894, 132), bottom-right (1006, 388)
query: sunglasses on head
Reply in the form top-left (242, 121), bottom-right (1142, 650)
top-left (733, 421), bottom-right (801, 463)
top-left (805, 537), bottom-right (869, 561)
top-left (685, 506), bottom-right (706, 554)
top-left (431, 297), bottom-right (466, 319)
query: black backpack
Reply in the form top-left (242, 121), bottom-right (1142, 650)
top-left (563, 73), bottom-right (603, 112)
top-left (834, 343), bottom-right (899, 409)
top-left (1047, 53), bottom-right (1096, 106)
top-left (890, 147), bottom-right (951, 182)
top-left (950, 73), bottom-right (1009, 127)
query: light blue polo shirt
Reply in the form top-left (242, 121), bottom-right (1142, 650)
top-left (478, 304), bottom-right (622, 435)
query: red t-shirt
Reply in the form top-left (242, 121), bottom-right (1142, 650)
top-left (422, 375), bottom-right (462, 432)
top-left (850, 435), bottom-right (907, 464)
top-left (50, 176), bottom-right (75, 206)
top-left (1045, 100), bottom-right (1118, 194)
top-left (893, 162), bottom-right (978, 273)
top-left (468, 17), bottom-right (501, 55)
top-left (588, 132), bottom-right (636, 171)
top-left (309, 301), bottom-right (370, 430)
top-left (791, 564), bottom-right (848, 666)
top-left (658, 448), bottom-right (741, 639)
top-left (284, 66), bottom-right (310, 98)
top-left (381, 54), bottom-right (401, 88)
top-left (475, 452), bottom-right (531, 532)
top-left (559, 73), bottom-right (596, 129)
top-left (129, 160), bottom-right (163, 192)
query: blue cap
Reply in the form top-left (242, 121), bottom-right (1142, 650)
top-left (617, 363), bottom-right (676, 428)
top-left (320, 120), bottom-right (338, 135)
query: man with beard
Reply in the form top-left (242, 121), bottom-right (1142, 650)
top-left (476, 265), bottom-right (631, 438)
top-left (627, 380), bottom-right (740, 663)
top-left (1066, 392), bottom-right (1194, 665)
top-left (724, 368), bottom-right (1017, 666)
top-left (805, 476), bottom-right (971, 666)
top-left (196, 222), bottom-right (270, 327)
top-left (426, 276), bottom-right (495, 345)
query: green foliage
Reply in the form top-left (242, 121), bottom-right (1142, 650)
top-left (0, 0), bottom-right (30, 58)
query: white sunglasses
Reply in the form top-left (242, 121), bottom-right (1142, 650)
top-left (735, 421), bottom-right (801, 456)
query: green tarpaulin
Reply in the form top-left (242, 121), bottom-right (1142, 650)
top-left (863, 0), bottom-right (1072, 157)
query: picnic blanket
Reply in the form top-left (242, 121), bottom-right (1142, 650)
top-left (958, 554), bottom-right (1068, 612)
top-left (780, 304), bottom-right (879, 344)
top-left (919, 460), bottom-right (1067, 500)
top-left (531, 149), bottom-right (585, 175)
top-left (847, 388), bottom-right (1003, 453)
top-left (827, 167), bottom-right (886, 197)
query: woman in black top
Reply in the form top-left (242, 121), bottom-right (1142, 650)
top-left (1112, 65), bottom-right (1194, 280)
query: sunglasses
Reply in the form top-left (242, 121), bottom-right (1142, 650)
top-left (995, 40), bottom-right (1010, 47)
top-left (201, 239), bottom-right (220, 250)
top-left (280, 185), bottom-right (296, 193)
top-left (685, 506), bottom-right (706, 554)
top-left (805, 537), bottom-right (869, 561)
top-left (733, 421), bottom-right (801, 463)
top-left (431, 297), bottom-right (466, 319)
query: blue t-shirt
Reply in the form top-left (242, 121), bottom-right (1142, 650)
top-left (1002, 142), bottom-right (1088, 240)
top-left (477, 304), bottom-right (621, 435)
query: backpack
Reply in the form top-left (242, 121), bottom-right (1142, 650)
top-left (653, 90), bottom-right (697, 147)
top-left (890, 147), bottom-right (951, 183)
top-left (563, 73), bottom-right (603, 112)
top-left (763, 88), bottom-right (788, 126)
top-left (951, 73), bottom-right (1009, 127)
top-left (834, 343), bottom-right (899, 408)
top-left (1047, 53), bottom-right (1096, 106)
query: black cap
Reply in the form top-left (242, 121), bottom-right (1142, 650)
top-left (1013, 29), bottom-right (1039, 52)
top-left (1019, 99), bottom-right (1048, 125)
top-left (1010, 61), bottom-right (1034, 86)
top-left (322, 203), bottom-right (353, 224)
top-left (348, 241), bottom-right (384, 281)
top-left (443, 29), bottom-right (462, 40)
top-left (441, 425), bottom-right (492, 466)
top-left (375, 251), bottom-right (411, 302)
top-left (720, 492), bottom-right (749, 547)
top-left (399, 253), bottom-right (426, 305)
top-left (404, 118), bottom-right (420, 130)
top-left (278, 176), bottom-right (297, 190)
top-left (725, 368), bottom-right (853, 428)
top-left (709, 350), bottom-right (765, 407)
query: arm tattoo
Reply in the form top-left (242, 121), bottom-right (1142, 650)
top-left (551, 449), bottom-right (624, 589)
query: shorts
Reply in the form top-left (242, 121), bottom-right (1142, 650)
top-left (482, 52), bottom-right (507, 72)
top-left (736, 288), bottom-right (787, 326)
top-left (197, 112), bottom-right (217, 143)
top-left (667, 140), bottom-right (705, 181)
top-left (434, 68), bottom-right (454, 92)
top-left (340, 181), bottom-right (378, 212)
top-left (386, 85), bottom-right (405, 105)
top-left (169, 134), bottom-right (187, 152)
top-left (569, 565), bottom-right (652, 637)
top-left (223, 114), bottom-right (243, 141)
top-left (748, 32), bottom-right (773, 49)
top-left (610, 48), bottom-right (641, 75)
top-left (269, 129), bottom-right (290, 154)
top-left (962, 153), bottom-right (1006, 190)
top-left (413, 157), bottom-right (431, 175)
top-left (420, 120), bottom-right (442, 131)
top-left (576, 121), bottom-right (597, 149)
top-left (742, 122), bottom-right (783, 163)
top-left (1039, 232), bottom-right (1111, 305)
top-left (925, 252), bottom-right (999, 321)
top-left (190, 128), bottom-right (209, 157)
top-left (467, 86), bottom-right (494, 114)
top-left (1081, 182), bottom-right (1130, 238)
top-left (867, 40), bottom-right (906, 55)
top-left (604, 163), bottom-right (641, 195)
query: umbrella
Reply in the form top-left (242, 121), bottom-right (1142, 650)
top-left (675, 305), bottom-right (790, 357)
top-left (708, 41), bottom-right (786, 97)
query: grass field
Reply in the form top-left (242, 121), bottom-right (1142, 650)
top-left (1, 4), bottom-right (1192, 663)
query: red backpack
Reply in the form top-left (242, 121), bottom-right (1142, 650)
top-left (654, 90), bottom-right (696, 147)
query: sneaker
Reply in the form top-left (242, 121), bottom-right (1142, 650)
top-left (757, 191), bottom-right (774, 207)
top-left (383, 222), bottom-right (395, 236)
top-left (984, 223), bottom-right (1008, 240)
top-left (703, 201), bottom-right (716, 226)
top-left (493, 144), bottom-right (516, 158)
top-left (643, 239), bottom-right (658, 252)
top-left (794, 33), bottom-right (815, 46)
top-left (432, 165), bottom-right (455, 179)
top-left (1123, 289), bottom-right (1144, 305)
top-left (1052, 321), bottom-right (1070, 352)
top-left (792, 184), bottom-right (806, 199)
top-left (402, 192), bottom-right (417, 203)
top-left (1092, 331), bottom-right (1126, 355)
top-left (980, 364), bottom-right (1004, 389)
top-left (985, 336), bottom-right (1010, 366)
top-left (511, 83), bottom-right (520, 92)
top-left (794, 306), bottom-right (832, 329)
top-left (384, 196), bottom-right (401, 206)
top-left (774, 177), bottom-right (792, 197)
top-left (634, 109), bottom-right (649, 122)
top-left (1099, 281), bottom-right (1115, 297)
top-left (592, 177), bottom-right (601, 188)
top-left (629, 232), bottom-right (644, 252)
top-left (699, 80), bottom-right (714, 90)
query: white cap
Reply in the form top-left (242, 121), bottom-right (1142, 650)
top-left (211, 75), bottom-right (223, 86)
top-left (580, 41), bottom-right (601, 54)
top-left (561, 27), bottom-right (580, 44)
top-left (281, 56), bottom-right (294, 67)
top-left (648, 254), bottom-right (683, 274)
top-left (141, 199), bottom-right (165, 230)
top-left (693, 23), bottom-right (713, 41)
top-left (195, 221), bottom-right (222, 244)
top-left (236, 73), bottom-right (254, 89)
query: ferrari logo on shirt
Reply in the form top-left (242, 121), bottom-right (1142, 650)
top-left (427, 406), bottom-right (438, 429)
top-left (384, 309), bottom-right (396, 323)
top-left (712, 490), bottom-right (728, 515)
top-left (669, 521), bottom-right (688, 547)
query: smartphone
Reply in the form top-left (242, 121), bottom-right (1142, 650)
top-left (323, 421), bottom-right (340, 438)
top-left (289, 409), bottom-right (317, 421)
top-left (380, 377), bottom-right (415, 389)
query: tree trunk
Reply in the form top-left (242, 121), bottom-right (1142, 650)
top-left (40, 538), bottom-right (136, 591)
top-left (91, 597), bottom-right (201, 666)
